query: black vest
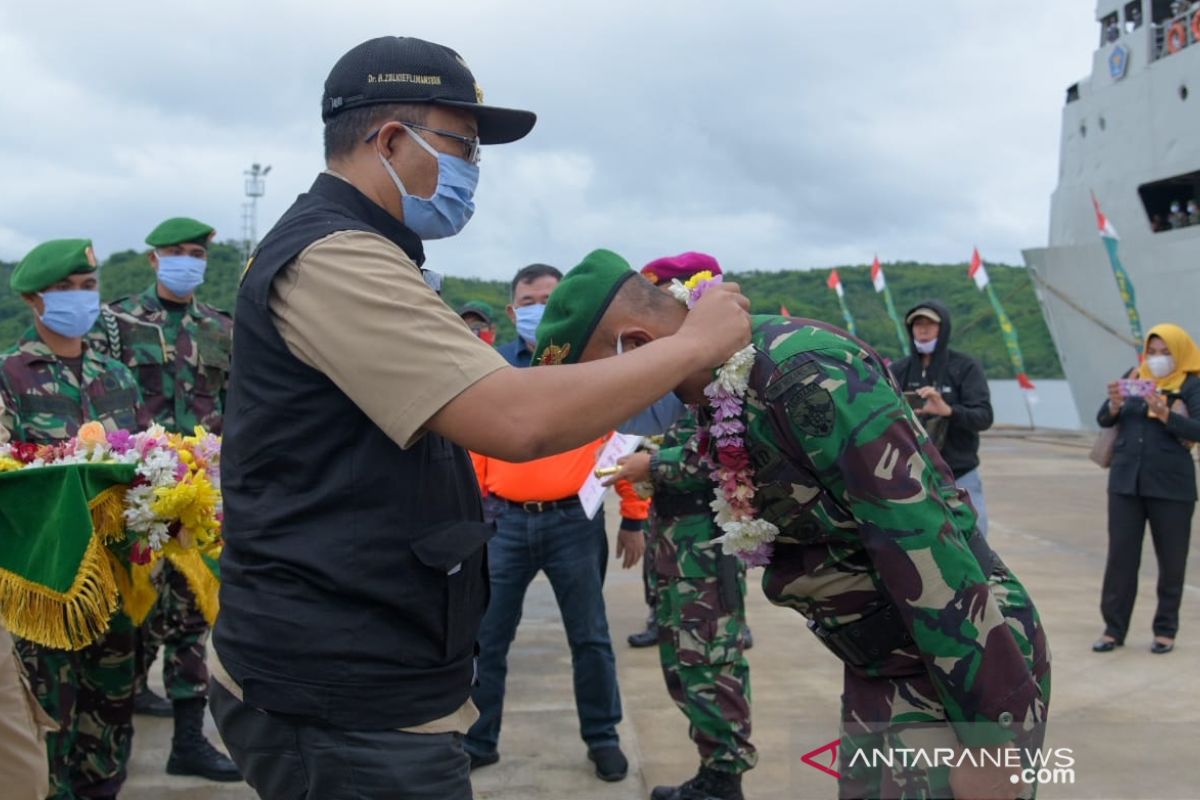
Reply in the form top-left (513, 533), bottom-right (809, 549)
top-left (215, 174), bottom-right (491, 729)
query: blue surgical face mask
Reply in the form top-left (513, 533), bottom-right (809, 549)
top-left (515, 303), bottom-right (546, 345)
top-left (914, 338), bottom-right (938, 355)
top-left (379, 126), bottom-right (479, 240)
top-left (39, 289), bottom-right (101, 338)
top-left (156, 253), bottom-right (207, 297)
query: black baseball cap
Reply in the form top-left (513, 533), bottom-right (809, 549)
top-left (322, 36), bottom-right (536, 145)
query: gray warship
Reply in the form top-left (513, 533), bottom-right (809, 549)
top-left (1023, 0), bottom-right (1200, 428)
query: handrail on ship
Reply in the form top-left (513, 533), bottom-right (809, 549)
top-left (1151, 7), bottom-right (1200, 60)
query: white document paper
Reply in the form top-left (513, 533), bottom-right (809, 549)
top-left (577, 433), bottom-right (644, 520)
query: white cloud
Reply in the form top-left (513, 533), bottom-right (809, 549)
top-left (1, 1), bottom-right (1101, 276)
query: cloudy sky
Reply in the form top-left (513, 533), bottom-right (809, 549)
top-left (0, 1), bottom-right (1101, 278)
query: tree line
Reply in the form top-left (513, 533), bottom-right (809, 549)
top-left (0, 245), bottom-right (1063, 378)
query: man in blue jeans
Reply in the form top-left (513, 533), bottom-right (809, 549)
top-left (466, 264), bottom-right (649, 781)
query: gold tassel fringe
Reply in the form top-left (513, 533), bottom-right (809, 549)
top-left (165, 549), bottom-right (220, 625)
top-left (108, 553), bottom-right (159, 626)
top-left (89, 485), bottom-right (128, 544)
top-left (0, 534), bottom-right (119, 650)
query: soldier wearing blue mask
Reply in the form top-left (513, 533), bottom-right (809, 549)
top-left (86, 217), bottom-right (239, 783)
top-left (0, 238), bottom-right (144, 800)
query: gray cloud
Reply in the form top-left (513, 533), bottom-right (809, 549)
top-left (1, 1), bottom-right (1098, 278)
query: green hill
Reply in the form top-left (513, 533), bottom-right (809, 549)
top-left (0, 247), bottom-right (1062, 378)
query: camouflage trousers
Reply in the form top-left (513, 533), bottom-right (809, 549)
top-left (654, 573), bottom-right (757, 774)
top-left (135, 559), bottom-right (209, 700)
top-left (15, 611), bottom-right (135, 800)
top-left (836, 571), bottom-right (1052, 800)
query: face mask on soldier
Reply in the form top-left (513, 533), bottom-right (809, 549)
top-left (38, 289), bottom-right (101, 338)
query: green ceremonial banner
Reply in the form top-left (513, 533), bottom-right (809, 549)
top-left (985, 283), bottom-right (1034, 389)
top-left (1092, 194), bottom-right (1144, 355)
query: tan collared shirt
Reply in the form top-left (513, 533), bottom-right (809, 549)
top-left (268, 228), bottom-right (507, 447)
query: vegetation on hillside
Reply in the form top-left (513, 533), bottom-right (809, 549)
top-left (0, 245), bottom-right (1062, 378)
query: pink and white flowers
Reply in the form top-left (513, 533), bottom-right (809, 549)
top-left (670, 272), bottom-right (779, 566)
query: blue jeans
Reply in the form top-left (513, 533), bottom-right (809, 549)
top-left (957, 467), bottom-right (989, 538)
top-left (465, 502), bottom-right (621, 756)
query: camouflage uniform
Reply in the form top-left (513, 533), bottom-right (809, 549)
top-left (89, 285), bottom-right (232, 702)
top-left (727, 316), bottom-right (1051, 799)
top-left (649, 412), bottom-right (756, 776)
top-left (0, 328), bottom-right (142, 800)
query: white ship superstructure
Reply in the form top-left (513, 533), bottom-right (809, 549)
top-left (1024, 0), bottom-right (1200, 427)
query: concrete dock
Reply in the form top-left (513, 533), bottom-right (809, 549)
top-left (124, 431), bottom-right (1200, 799)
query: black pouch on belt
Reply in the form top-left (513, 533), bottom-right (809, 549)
top-left (717, 552), bottom-right (742, 614)
top-left (806, 603), bottom-right (915, 669)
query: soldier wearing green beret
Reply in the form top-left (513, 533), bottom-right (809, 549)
top-left (85, 217), bottom-right (239, 782)
top-left (1, 238), bottom-right (144, 800)
top-left (536, 250), bottom-right (1052, 800)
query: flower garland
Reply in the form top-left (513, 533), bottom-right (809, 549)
top-left (0, 422), bottom-right (222, 564)
top-left (668, 271), bottom-right (779, 566)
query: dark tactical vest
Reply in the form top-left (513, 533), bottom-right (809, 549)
top-left (215, 174), bottom-right (491, 729)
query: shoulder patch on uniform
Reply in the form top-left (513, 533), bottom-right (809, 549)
top-left (787, 382), bottom-right (835, 438)
top-left (766, 355), bottom-right (837, 437)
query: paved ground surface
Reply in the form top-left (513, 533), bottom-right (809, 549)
top-left (123, 429), bottom-right (1200, 799)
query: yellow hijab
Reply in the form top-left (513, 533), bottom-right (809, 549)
top-left (1137, 323), bottom-right (1200, 393)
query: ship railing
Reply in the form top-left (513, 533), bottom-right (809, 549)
top-left (1151, 6), bottom-right (1200, 61)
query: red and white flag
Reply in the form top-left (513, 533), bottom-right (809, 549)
top-left (826, 269), bottom-right (844, 298)
top-left (968, 247), bottom-right (990, 290)
top-left (1092, 192), bottom-right (1119, 240)
top-left (870, 256), bottom-right (886, 293)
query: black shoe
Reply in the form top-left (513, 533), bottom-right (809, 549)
top-left (742, 627), bottom-right (753, 650)
top-left (1091, 637), bottom-right (1122, 653)
top-left (133, 685), bottom-right (174, 717)
top-left (628, 623), bottom-right (659, 648)
top-left (166, 698), bottom-right (242, 782)
top-left (468, 749), bottom-right (500, 770)
top-left (587, 745), bottom-right (628, 782)
top-left (651, 766), bottom-right (745, 800)
top-left (1151, 640), bottom-right (1175, 654)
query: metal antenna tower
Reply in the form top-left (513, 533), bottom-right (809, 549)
top-left (242, 162), bottom-right (271, 259)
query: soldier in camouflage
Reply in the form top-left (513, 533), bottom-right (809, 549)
top-left (0, 239), bottom-right (142, 800)
top-left (608, 254), bottom-right (755, 800)
top-left (536, 250), bottom-right (1052, 800)
top-left (86, 216), bottom-right (239, 782)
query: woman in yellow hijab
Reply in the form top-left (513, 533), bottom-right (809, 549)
top-left (1094, 323), bottom-right (1200, 656)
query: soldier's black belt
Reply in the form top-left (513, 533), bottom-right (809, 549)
top-left (807, 603), bottom-right (915, 669)
top-left (496, 494), bottom-right (582, 514)
top-left (653, 492), bottom-right (711, 519)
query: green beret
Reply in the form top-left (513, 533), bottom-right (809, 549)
top-left (458, 300), bottom-right (495, 324)
top-left (533, 249), bottom-right (636, 366)
top-left (11, 239), bottom-right (97, 293)
top-left (145, 217), bottom-right (215, 248)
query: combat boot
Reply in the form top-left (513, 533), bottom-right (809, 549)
top-left (166, 697), bottom-right (242, 782)
top-left (650, 766), bottom-right (744, 800)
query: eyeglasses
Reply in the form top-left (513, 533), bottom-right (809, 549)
top-left (365, 122), bottom-right (481, 165)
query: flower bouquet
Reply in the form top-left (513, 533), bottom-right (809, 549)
top-left (0, 422), bottom-right (222, 649)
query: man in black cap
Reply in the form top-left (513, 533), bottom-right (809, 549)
top-left (458, 301), bottom-right (497, 345)
top-left (889, 301), bottom-right (994, 537)
top-left (209, 36), bottom-right (751, 800)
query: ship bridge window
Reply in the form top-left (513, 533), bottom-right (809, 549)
top-left (1101, 12), bottom-right (1121, 44)
top-left (1125, 1), bottom-right (1144, 30)
top-left (1066, 83), bottom-right (1080, 104)
top-left (1138, 170), bottom-right (1200, 231)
